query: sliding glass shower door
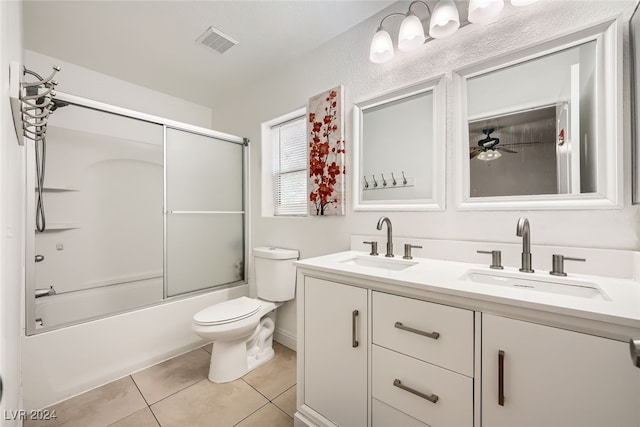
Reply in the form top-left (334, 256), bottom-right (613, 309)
top-left (165, 127), bottom-right (246, 297)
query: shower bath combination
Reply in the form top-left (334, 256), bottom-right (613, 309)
top-left (18, 80), bottom-right (248, 335)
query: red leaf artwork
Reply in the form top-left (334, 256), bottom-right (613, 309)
top-left (307, 86), bottom-right (345, 216)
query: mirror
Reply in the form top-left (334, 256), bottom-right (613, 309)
top-left (353, 76), bottom-right (445, 211)
top-left (454, 18), bottom-right (622, 210)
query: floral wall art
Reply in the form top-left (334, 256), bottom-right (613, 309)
top-left (307, 86), bottom-right (345, 216)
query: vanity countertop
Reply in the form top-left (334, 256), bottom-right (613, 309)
top-left (296, 251), bottom-right (640, 332)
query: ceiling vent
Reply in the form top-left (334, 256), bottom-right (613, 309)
top-left (196, 26), bottom-right (238, 55)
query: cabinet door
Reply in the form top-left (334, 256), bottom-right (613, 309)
top-left (482, 314), bottom-right (640, 427)
top-left (304, 277), bottom-right (368, 427)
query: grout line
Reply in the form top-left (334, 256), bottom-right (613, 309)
top-left (105, 377), bottom-right (154, 427)
top-left (130, 374), bottom-right (151, 407)
top-left (241, 377), bottom-right (271, 401)
top-left (232, 401), bottom-right (270, 426)
top-left (129, 375), bottom-right (162, 426)
top-left (150, 378), bottom-right (210, 406)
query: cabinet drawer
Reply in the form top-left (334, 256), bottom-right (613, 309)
top-left (372, 345), bottom-right (473, 427)
top-left (372, 398), bottom-right (428, 427)
top-left (373, 291), bottom-right (474, 376)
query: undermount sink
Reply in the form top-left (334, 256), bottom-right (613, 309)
top-left (339, 255), bottom-right (418, 271)
top-left (461, 269), bottom-right (609, 300)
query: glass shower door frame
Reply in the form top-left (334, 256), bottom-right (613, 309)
top-left (162, 125), bottom-right (249, 298)
top-left (25, 91), bottom-right (248, 335)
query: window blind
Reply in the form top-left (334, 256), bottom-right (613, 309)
top-left (272, 116), bottom-right (307, 216)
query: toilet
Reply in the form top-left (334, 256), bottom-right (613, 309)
top-left (192, 247), bottom-right (298, 383)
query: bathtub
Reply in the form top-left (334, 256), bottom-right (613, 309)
top-left (23, 283), bottom-right (249, 411)
top-left (34, 275), bottom-right (163, 330)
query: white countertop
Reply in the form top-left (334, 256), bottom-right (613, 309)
top-left (296, 250), bottom-right (640, 331)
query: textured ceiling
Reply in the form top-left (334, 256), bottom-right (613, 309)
top-left (24, 0), bottom-right (395, 106)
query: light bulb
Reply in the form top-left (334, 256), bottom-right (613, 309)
top-left (398, 12), bottom-right (426, 52)
top-left (369, 28), bottom-right (394, 64)
top-left (476, 150), bottom-right (502, 161)
top-left (429, 0), bottom-right (460, 39)
top-left (468, 0), bottom-right (504, 24)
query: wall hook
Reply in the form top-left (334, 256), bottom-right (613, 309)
top-left (402, 171), bottom-right (408, 185)
top-left (391, 172), bottom-right (397, 186)
top-left (381, 173), bottom-right (387, 187)
top-left (363, 176), bottom-right (369, 189)
top-left (372, 175), bottom-right (378, 188)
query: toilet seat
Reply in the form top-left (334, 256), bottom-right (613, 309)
top-left (194, 297), bottom-right (261, 326)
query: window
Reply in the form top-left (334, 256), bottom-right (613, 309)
top-left (262, 109), bottom-right (307, 216)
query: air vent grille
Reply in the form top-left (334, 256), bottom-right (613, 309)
top-left (196, 26), bottom-right (238, 55)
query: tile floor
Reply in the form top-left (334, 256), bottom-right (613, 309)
top-left (25, 342), bottom-right (296, 427)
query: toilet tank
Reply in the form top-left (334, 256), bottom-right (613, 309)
top-left (253, 247), bottom-right (299, 302)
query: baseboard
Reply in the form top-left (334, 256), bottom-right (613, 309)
top-left (274, 327), bottom-right (296, 351)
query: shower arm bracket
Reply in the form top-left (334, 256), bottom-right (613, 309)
top-left (9, 61), bottom-right (24, 146)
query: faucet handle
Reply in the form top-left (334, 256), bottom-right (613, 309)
top-left (477, 250), bottom-right (504, 270)
top-left (403, 244), bottom-right (422, 260)
top-left (363, 241), bottom-right (379, 256)
top-left (550, 254), bottom-right (585, 276)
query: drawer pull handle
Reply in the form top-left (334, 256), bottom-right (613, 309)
top-left (394, 321), bottom-right (440, 340)
top-left (352, 310), bottom-right (359, 348)
top-left (393, 379), bottom-right (439, 404)
top-left (498, 350), bottom-right (505, 406)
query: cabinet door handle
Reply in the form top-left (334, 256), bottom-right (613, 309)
top-left (394, 321), bottom-right (440, 340)
top-left (498, 350), bottom-right (505, 406)
top-left (393, 379), bottom-right (439, 404)
top-left (352, 310), bottom-right (359, 348)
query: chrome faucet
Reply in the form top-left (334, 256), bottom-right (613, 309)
top-left (376, 216), bottom-right (394, 257)
top-left (35, 286), bottom-right (56, 298)
top-left (516, 217), bottom-right (534, 273)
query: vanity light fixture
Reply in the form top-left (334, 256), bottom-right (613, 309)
top-left (468, 0), bottom-right (504, 24)
top-left (370, 0), bottom-right (539, 64)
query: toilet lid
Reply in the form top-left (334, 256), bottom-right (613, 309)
top-left (194, 297), bottom-right (261, 326)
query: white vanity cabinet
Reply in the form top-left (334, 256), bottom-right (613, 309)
top-left (482, 314), bottom-right (640, 427)
top-left (296, 264), bottom-right (640, 427)
top-left (371, 292), bottom-right (474, 427)
top-left (297, 275), bottom-right (475, 427)
top-left (302, 277), bottom-right (368, 427)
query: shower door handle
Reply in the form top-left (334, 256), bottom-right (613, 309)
top-left (352, 310), bottom-right (359, 348)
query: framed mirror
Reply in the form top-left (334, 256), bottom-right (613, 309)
top-left (353, 76), bottom-right (445, 211)
top-left (453, 18), bottom-right (622, 210)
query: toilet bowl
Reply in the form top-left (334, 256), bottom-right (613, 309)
top-left (192, 247), bottom-right (298, 383)
top-left (193, 296), bottom-right (280, 382)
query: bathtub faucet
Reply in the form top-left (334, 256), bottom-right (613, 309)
top-left (35, 286), bottom-right (56, 298)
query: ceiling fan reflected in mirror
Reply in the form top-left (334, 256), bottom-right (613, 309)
top-left (469, 127), bottom-right (540, 161)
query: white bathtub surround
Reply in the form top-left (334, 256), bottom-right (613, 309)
top-left (22, 284), bottom-right (248, 411)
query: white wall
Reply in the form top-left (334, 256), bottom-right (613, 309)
top-left (0, 0), bottom-right (24, 424)
top-left (211, 0), bottom-right (640, 345)
top-left (24, 50), bottom-right (213, 128)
